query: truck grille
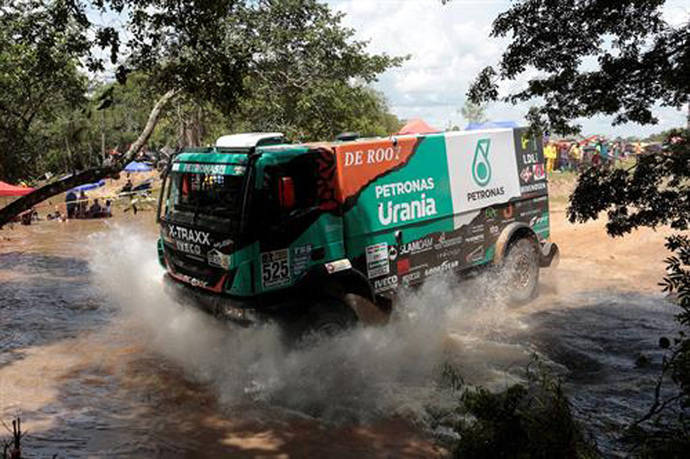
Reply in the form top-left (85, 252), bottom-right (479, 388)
top-left (164, 243), bottom-right (226, 286)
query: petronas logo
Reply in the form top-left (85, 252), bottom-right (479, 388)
top-left (472, 138), bottom-right (491, 187)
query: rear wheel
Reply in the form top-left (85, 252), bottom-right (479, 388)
top-left (501, 237), bottom-right (540, 304)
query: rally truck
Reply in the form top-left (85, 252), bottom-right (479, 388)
top-left (157, 128), bottom-right (559, 336)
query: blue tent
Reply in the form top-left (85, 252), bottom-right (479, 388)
top-left (124, 161), bottom-right (152, 172)
top-left (69, 179), bottom-right (106, 192)
top-left (465, 121), bottom-right (518, 131)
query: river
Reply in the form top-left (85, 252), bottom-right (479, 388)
top-left (0, 208), bottom-right (678, 457)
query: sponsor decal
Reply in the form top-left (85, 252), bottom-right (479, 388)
top-left (437, 247), bottom-right (462, 260)
top-left (388, 245), bottom-right (398, 261)
top-left (261, 249), bottom-right (291, 289)
top-left (465, 136), bottom-right (510, 202)
top-left (167, 225), bottom-right (211, 245)
top-left (397, 258), bottom-right (410, 274)
top-left (335, 136), bottom-right (420, 204)
top-left (173, 163), bottom-right (230, 175)
top-left (213, 239), bottom-right (234, 250)
top-left (521, 152), bottom-right (540, 166)
top-left (447, 130), bottom-right (522, 213)
top-left (472, 138), bottom-right (492, 187)
top-left (325, 259), bottom-right (351, 273)
top-left (207, 249), bottom-right (231, 269)
top-left (176, 273), bottom-right (209, 288)
top-left (344, 146), bottom-right (402, 168)
top-left (518, 207), bottom-right (541, 218)
top-left (366, 242), bottom-right (390, 279)
top-left (424, 260), bottom-right (459, 277)
top-left (401, 271), bottom-right (421, 286)
top-left (375, 178), bottom-right (434, 198)
top-left (533, 163), bottom-right (545, 180)
top-left (470, 224), bottom-right (484, 234)
top-left (374, 275), bottom-right (399, 292)
top-left (503, 204), bottom-right (514, 220)
top-left (485, 207), bottom-right (497, 220)
top-left (435, 232), bottom-right (464, 249)
top-left (377, 178), bottom-right (438, 226)
top-left (175, 240), bottom-right (202, 256)
top-left (530, 214), bottom-right (549, 233)
top-left (520, 182), bottom-right (547, 194)
top-left (520, 166), bottom-right (533, 183)
top-left (466, 234), bottom-right (484, 243)
top-left (399, 237), bottom-right (434, 256)
top-left (466, 246), bottom-right (484, 264)
top-left (489, 225), bottom-right (499, 235)
top-left (467, 186), bottom-right (505, 202)
top-left (292, 244), bottom-right (312, 278)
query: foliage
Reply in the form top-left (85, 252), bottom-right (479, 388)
top-left (234, 0), bottom-right (405, 141)
top-left (468, 0), bottom-right (690, 135)
top-left (0, 1), bottom-right (89, 181)
top-left (459, 101), bottom-right (487, 125)
top-left (568, 130), bottom-right (690, 236)
top-left (0, 0), bottom-right (402, 185)
top-left (435, 360), bottom-right (595, 458)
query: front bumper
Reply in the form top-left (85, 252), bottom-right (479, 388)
top-left (162, 273), bottom-right (265, 326)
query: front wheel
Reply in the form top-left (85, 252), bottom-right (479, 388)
top-left (291, 297), bottom-right (358, 346)
top-left (500, 237), bottom-right (540, 304)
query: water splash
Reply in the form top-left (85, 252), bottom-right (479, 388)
top-left (88, 226), bottom-right (526, 424)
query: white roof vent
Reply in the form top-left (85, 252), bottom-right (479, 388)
top-left (215, 132), bottom-right (284, 148)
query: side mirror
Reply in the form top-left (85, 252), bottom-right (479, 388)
top-left (278, 176), bottom-right (296, 210)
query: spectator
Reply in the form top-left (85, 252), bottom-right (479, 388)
top-left (78, 191), bottom-right (88, 218)
top-left (65, 190), bottom-right (77, 219)
top-left (544, 141), bottom-right (557, 173)
top-left (88, 198), bottom-right (103, 218)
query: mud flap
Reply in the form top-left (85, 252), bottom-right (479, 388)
top-left (344, 293), bottom-right (389, 326)
top-left (540, 241), bottom-right (560, 268)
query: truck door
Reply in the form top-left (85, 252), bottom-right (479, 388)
top-left (255, 149), bottom-right (345, 293)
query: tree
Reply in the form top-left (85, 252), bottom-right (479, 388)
top-left (468, 0), bottom-right (690, 135)
top-left (459, 100), bottom-right (487, 125)
top-left (233, 0), bottom-right (404, 140)
top-left (0, 0), bottom-right (401, 227)
top-left (0, 2), bottom-right (89, 182)
top-left (468, 0), bottom-right (690, 451)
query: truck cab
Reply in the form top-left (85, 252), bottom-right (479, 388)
top-left (158, 128), bottom-right (558, 335)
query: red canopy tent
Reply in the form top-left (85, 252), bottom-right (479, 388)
top-left (396, 118), bottom-right (440, 135)
top-left (0, 180), bottom-right (34, 197)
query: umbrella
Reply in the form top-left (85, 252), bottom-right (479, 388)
top-left (0, 180), bottom-right (34, 197)
top-left (396, 119), bottom-right (440, 135)
top-left (70, 179), bottom-right (106, 193)
top-left (124, 161), bottom-right (152, 172)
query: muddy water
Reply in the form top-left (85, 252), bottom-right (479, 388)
top-left (0, 214), bottom-right (679, 457)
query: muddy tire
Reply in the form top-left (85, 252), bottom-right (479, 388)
top-left (501, 237), bottom-right (540, 304)
top-left (293, 297), bottom-right (357, 345)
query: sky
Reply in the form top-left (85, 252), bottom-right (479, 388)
top-left (329, 0), bottom-right (690, 137)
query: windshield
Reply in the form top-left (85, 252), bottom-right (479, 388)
top-left (163, 170), bottom-right (246, 233)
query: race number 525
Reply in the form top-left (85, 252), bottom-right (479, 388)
top-left (261, 249), bottom-right (290, 289)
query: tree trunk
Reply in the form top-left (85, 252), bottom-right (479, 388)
top-left (0, 89), bottom-right (178, 228)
